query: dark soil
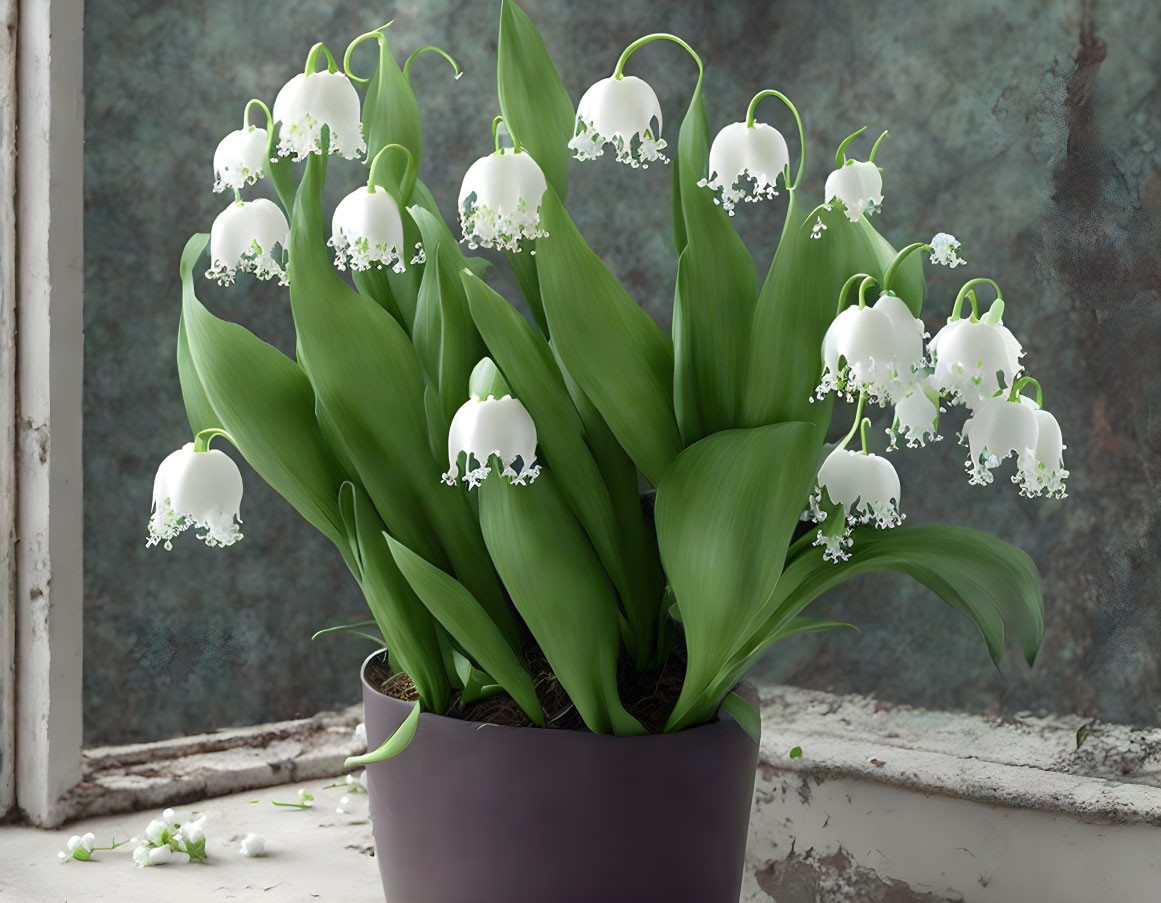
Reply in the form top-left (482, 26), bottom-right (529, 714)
top-left (364, 643), bottom-right (688, 734)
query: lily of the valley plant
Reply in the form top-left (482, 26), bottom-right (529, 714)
top-left (152, 5), bottom-right (1062, 753)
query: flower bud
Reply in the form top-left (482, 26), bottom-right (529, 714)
top-left (206, 198), bottom-right (289, 286)
top-left (458, 149), bottom-right (548, 251)
top-left (569, 75), bottom-right (667, 168)
top-left (329, 185), bottom-right (406, 273)
top-left (824, 160), bottom-right (883, 222)
top-left (273, 71), bottom-right (365, 161)
top-left (699, 121), bottom-right (789, 214)
top-left (212, 127), bottom-right (268, 193)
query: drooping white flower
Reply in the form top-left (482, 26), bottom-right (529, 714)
top-left (442, 395), bottom-right (541, 489)
top-left (888, 378), bottom-right (942, 450)
top-left (240, 833), bottom-right (266, 858)
top-left (458, 149), bottom-right (548, 251)
top-left (272, 71), bottom-right (365, 161)
top-left (206, 198), bottom-right (289, 286)
top-left (699, 121), bottom-right (789, 214)
top-left (328, 185), bottom-right (405, 273)
top-left (872, 292), bottom-right (927, 396)
top-left (817, 305), bottom-right (900, 404)
top-left (929, 233), bottom-right (966, 268)
top-left (144, 818), bottom-right (167, 846)
top-left (929, 305), bottom-right (1023, 408)
top-left (147, 442), bottom-right (244, 550)
top-left (824, 160), bottom-right (883, 222)
top-left (569, 75), bottom-right (668, 167)
top-left (808, 448), bottom-right (904, 562)
top-left (212, 127), bottom-right (268, 193)
top-left (1012, 399), bottom-right (1068, 498)
top-left (353, 722), bottom-right (367, 752)
top-left (132, 845), bottom-right (151, 868)
top-left (961, 395), bottom-right (1038, 486)
top-left (148, 845), bottom-right (173, 866)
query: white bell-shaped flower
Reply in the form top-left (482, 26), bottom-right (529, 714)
top-left (212, 127), bottom-right (268, 193)
top-left (824, 160), bottom-right (883, 223)
top-left (206, 198), bottom-right (289, 286)
top-left (1012, 399), bottom-right (1068, 498)
top-left (808, 448), bottom-right (903, 563)
top-left (817, 305), bottom-right (899, 404)
top-left (442, 395), bottom-right (541, 489)
top-left (961, 395), bottom-right (1039, 486)
top-left (458, 149), bottom-right (548, 252)
top-left (929, 307), bottom-right (1023, 408)
top-left (147, 442), bottom-right (244, 550)
top-left (569, 75), bottom-right (668, 168)
top-left (699, 121), bottom-right (789, 214)
top-left (273, 71), bottom-right (365, 161)
top-left (929, 232), bottom-right (966, 268)
top-left (888, 378), bottom-right (942, 449)
top-left (873, 292), bottom-right (927, 395)
top-left (329, 185), bottom-right (405, 273)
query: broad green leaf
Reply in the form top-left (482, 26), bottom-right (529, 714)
top-left (462, 269), bottom-right (663, 663)
top-left (504, 248), bottom-right (548, 335)
top-left (535, 190), bottom-right (682, 486)
top-left (479, 470), bottom-right (643, 736)
top-left (769, 616), bottom-right (858, 641)
top-left (742, 198), bottom-right (925, 429)
top-left (672, 83), bottom-right (756, 441)
top-left (657, 423), bottom-right (817, 731)
top-left (344, 700), bottom-right (421, 769)
top-left (178, 234), bottom-right (349, 554)
top-left (497, 0), bottom-right (574, 200)
top-left (721, 691), bottom-right (761, 744)
top-left (289, 153), bottom-right (517, 647)
top-left (386, 532), bottom-right (545, 726)
top-left (176, 311), bottom-right (219, 435)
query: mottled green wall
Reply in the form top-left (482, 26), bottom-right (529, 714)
top-left (83, 0), bottom-right (1160, 744)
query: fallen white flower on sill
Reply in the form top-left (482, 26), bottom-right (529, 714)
top-left (239, 833), bottom-right (266, 857)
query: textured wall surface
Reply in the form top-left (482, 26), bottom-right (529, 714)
top-left (84, 0), bottom-right (1160, 744)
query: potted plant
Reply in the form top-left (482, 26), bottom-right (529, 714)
top-left (148, 4), bottom-right (1065, 901)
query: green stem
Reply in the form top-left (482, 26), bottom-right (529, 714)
top-left (868, 129), bottom-right (889, 163)
top-left (304, 42), bottom-right (338, 76)
top-left (367, 142), bottom-right (417, 203)
top-left (232, 188), bottom-right (243, 205)
top-left (858, 416), bottom-right (873, 454)
top-left (951, 278), bottom-right (1002, 321)
top-left (242, 98), bottom-right (272, 133)
top-left (343, 21), bottom-right (395, 85)
top-left (857, 274), bottom-right (878, 309)
top-left (881, 242), bottom-right (931, 294)
top-left (612, 33), bottom-right (703, 94)
top-left (834, 125), bottom-right (868, 169)
top-left (491, 114), bottom-right (520, 153)
top-left (404, 45), bottom-right (461, 83)
top-left (193, 428), bottom-right (234, 453)
top-left (835, 272), bottom-right (871, 316)
top-left (836, 393), bottom-right (867, 451)
top-left (1009, 375), bottom-right (1043, 407)
top-left (744, 89), bottom-right (806, 190)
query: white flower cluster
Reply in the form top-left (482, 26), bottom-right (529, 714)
top-left (131, 808), bottom-right (208, 868)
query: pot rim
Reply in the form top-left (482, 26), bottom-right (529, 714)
top-left (359, 647), bottom-right (749, 743)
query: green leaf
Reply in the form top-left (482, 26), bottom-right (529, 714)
top-left (504, 248), bottom-right (548, 335)
top-left (344, 700), bottom-right (421, 769)
top-left (497, 0), bottom-right (574, 200)
top-left (770, 616), bottom-right (859, 640)
top-left (176, 311), bottom-right (220, 435)
top-left (1076, 724), bottom-right (1091, 750)
top-left (536, 190), bottom-right (681, 486)
top-left (721, 691), bottom-right (761, 744)
top-left (386, 533), bottom-right (545, 726)
top-left (178, 234), bottom-right (350, 555)
top-left (289, 152), bottom-right (517, 647)
top-left (479, 470), bottom-right (643, 736)
top-left (742, 198), bottom-right (926, 429)
top-left (789, 745), bottom-right (802, 759)
top-left (462, 269), bottom-right (662, 663)
top-left (672, 83), bottom-right (756, 441)
top-left (311, 619), bottom-right (384, 646)
top-left (656, 423), bottom-right (818, 731)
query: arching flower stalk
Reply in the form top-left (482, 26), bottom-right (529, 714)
top-left (442, 359), bottom-right (541, 489)
top-left (273, 42), bottom-right (365, 161)
top-left (205, 197), bottom-right (289, 286)
top-left (147, 430), bottom-right (244, 550)
top-left (806, 395), bottom-right (904, 563)
top-left (458, 116), bottom-right (549, 252)
top-left (929, 279), bottom-right (1023, 409)
top-left (698, 90), bottom-right (803, 214)
top-left (329, 144), bottom-right (413, 272)
top-left (816, 275), bottom-right (925, 405)
top-left (212, 100), bottom-right (272, 193)
top-left (824, 126), bottom-right (887, 222)
top-left (569, 34), bottom-right (702, 168)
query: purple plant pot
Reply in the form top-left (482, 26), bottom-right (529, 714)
top-left (360, 650), bottom-right (758, 903)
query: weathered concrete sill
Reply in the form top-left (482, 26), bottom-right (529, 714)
top-left (757, 685), bottom-right (1161, 826)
